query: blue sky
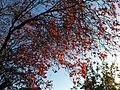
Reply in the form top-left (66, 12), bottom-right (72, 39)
top-left (47, 68), bottom-right (74, 90)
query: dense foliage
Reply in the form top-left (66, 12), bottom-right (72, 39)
top-left (0, 0), bottom-right (120, 89)
top-left (71, 60), bottom-right (120, 90)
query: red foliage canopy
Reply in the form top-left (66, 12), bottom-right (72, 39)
top-left (0, 0), bottom-right (120, 89)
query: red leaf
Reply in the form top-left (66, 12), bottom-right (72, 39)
top-left (50, 29), bottom-right (57, 35)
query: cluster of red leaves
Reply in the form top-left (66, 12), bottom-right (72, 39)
top-left (50, 29), bottom-right (57, 35)
top-left (99, 52), bottom-right (108, 60)
top-left (69, 60), bottom-right (87, 78)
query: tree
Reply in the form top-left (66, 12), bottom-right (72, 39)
top-left (71, 59), bottom-right (120, 90)
top-left (0, 0), bottom-right (120, 89)
top-left (101, 62), bottom-right (120, 90)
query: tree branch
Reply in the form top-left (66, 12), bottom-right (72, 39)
top-left (0, 1), bottom-right (76, 54)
